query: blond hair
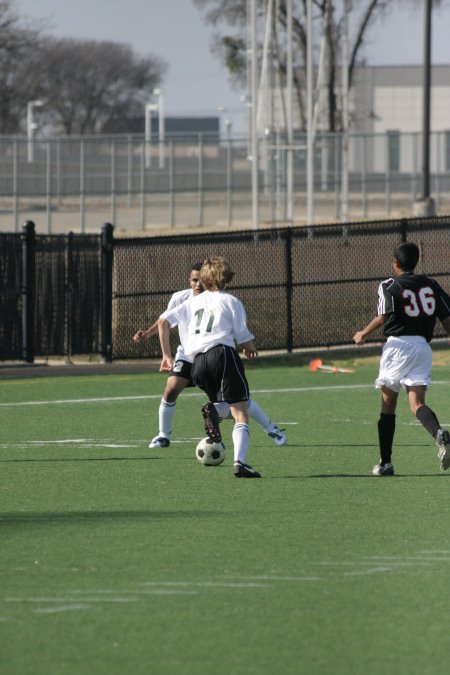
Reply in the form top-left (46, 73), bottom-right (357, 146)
top-left (200, 256), bottom-right (234, 291)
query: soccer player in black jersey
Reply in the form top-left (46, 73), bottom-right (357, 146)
top-left (353, 242), bottom-right (450, 476)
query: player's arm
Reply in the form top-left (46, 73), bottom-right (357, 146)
top-left (231, 298), bottom-right (255, 354)
top-left (239, 339), bottom-right (258, 360)
top-left (133, 291), bottom-right (178, 343)
top-left (157, 317), bottom-right (174, 371)
top-left (352, 314), bottom-right (385, 345)
top-left (133, 319), bottom-right (159, 343)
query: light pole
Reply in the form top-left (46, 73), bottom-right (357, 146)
top-left (27, 100), bottom-right (43, 163)
top-left (414, 0), bottom-right (435, 216)
top-left (249, 0), bottom-right (259, 230)
top-left (144, 102), bottom-right (157, 169)
top-left (145, 90), bottom-right (165, 169)
top-left (153, 88), bottom-right (165, 169)
top-left (306, 0), bottom-right (314, 226)
top-left (225, 118), bottom-right (232, 142)
top-left (341, 0), bottom-right (349, 224)
top-left (218, 106), bottom-right (232, 144)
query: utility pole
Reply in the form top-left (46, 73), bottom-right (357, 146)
top-left (341, 0), bottom-right (349, 224)
top-left (413, 0), bottom-right (435, 216)
top-left (27, 100), bottom-right (43, 163)
top-left (306, 0), bottom-right (314, 226)
top-left (286, 0), bottom-right (294, 225)
top-left (250, 0), bottom-right (259, 230)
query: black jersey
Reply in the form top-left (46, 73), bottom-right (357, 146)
top-left (377, 272), bottom-right (450, 342)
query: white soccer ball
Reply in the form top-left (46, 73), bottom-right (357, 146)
top-left (195, 437), bottom-right (227, 466)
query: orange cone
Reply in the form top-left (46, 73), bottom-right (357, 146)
top-left (309, 358), bottom-right (354, 373)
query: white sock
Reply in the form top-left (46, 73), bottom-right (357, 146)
top-left (232, 422), bottom-right (250, 464)
top-left (158, 399), bottom-right (176, 439)
top-left (214, 401), bottom-right (232, 419)
top-left (214, 400), bottom-right (273, 428)
top-left (247, 399), bottom-right (272, 430)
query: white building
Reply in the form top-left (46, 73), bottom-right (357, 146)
top-left (350, 65), bottom-right (450, 175)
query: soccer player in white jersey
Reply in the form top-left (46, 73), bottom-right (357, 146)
top-left (133, 263), bottom-right (286, 451)
top-left (158, 256), bottom-right (262, 478)
top-left (353, 242), bottom-right (450, 476)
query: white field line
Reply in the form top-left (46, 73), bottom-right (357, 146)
top-left (33, 605), bottom-right (90, 614)
top-left (1, 380), bottom-right (450, 408)
top-left (4, 551), bottom-right (449, 619)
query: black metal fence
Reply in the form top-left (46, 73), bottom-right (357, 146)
top-left (0, 222), bottom-right (110, 362)
top-left (1, 216), bottom-right (450, 363)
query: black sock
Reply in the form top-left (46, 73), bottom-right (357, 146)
top-left (415, 405), bottom-right (441, 439)
top-left (378, 413), bottom-right (396, 464)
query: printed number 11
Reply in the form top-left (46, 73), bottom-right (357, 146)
top-left (194, 309), bottom-right (215, 334)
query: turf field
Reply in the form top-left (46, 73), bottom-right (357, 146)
top-left (2, 356), bottom-right (450, 675)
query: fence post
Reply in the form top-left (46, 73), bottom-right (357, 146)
top-left (400, 218), bottom-right (408, 243)
top-left (100, 222), bottom-right (114, 363)
top-left (65, 231), bottom-right (74, 361)
top-left (21, 220), bottom-right (36, 363)
top-left (285, 227), bottom-right (293, 352)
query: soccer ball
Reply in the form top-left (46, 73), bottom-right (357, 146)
top-left (195, 437), bottom-right (226, 466)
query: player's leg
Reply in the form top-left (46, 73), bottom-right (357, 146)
top-left (193, 345), bottom-right (261, 477)
top-left (373, 385), bottom-right (398, 476)
top-left (408, 386), bottom-right (450, 470)
top-left (149, 370), bottom-right (190, 448)
top-left (248, 399), bottom-right (287, 445)
top-left (192, 349), bottom-right (223, 442)
top-left (220, 347), bottom-right (261, 478)
top-left (373, 339), bottom-right (405, 476)
top-left (229, 401), bottom-right (260, 478)
top-left (201, 401), bottom-right (222, 442)
top-left (213, 399), bottom-right (287, 445)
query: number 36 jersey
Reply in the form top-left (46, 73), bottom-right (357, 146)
top-left (161, 290), bottom-right (254, 360)
top-left (377, 272), bottom-right (450, 342)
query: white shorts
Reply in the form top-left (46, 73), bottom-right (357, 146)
top-left (375, 335), bottom-right (432, 393)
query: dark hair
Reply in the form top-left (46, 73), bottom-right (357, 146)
top-left (191, 262), bottom-right (203, 272)
top-left (393, 242), bottom-right (420, 272)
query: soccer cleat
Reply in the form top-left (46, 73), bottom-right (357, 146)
top-left (233, 461), bottom-right (261, 478)
top-left (201, 402), bottom-right (222, 443)
top-left (436, 429), bottom-right (450, 470)
top-left (372, 462), bottom-right (394, 476)
top-left (149, 436), bottom-right (170, 449)
top-left (267, 426), bottom-right (287, 446)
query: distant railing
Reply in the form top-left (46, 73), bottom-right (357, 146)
top-left (0, 131), bottom-right (448, 234)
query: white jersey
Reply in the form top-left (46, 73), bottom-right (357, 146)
top-left (161, 290), bottom-right (254, 361)
top-left (165, 288), bottom-right (194, 362)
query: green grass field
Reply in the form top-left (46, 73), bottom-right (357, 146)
top-left (2, 356), bottom-right (450, 675)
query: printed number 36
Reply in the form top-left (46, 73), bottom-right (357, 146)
top-left (402, 287), bottom-right (435, 317)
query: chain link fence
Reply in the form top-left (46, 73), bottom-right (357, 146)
top-left (0, 131), bottom-right (449, 233)
top-left (2, 216), bottom-right (450, 363)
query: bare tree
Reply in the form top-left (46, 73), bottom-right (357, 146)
top-left (0, 0), bottom-right (43, 132)
top-left (0, 2), bottom-right (167, 135)
top-left (193, 0), bottom-right (443, 132)
top-left (35, 38), bottom-right (167, 135)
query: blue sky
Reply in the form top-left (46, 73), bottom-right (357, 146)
top-left (17, 0), bottom-right (450, 134)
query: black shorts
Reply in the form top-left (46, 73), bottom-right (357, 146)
top-left (170, 359), bottom-right (195, 387)
top-left (191, 344), bottom-right (250, 403)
